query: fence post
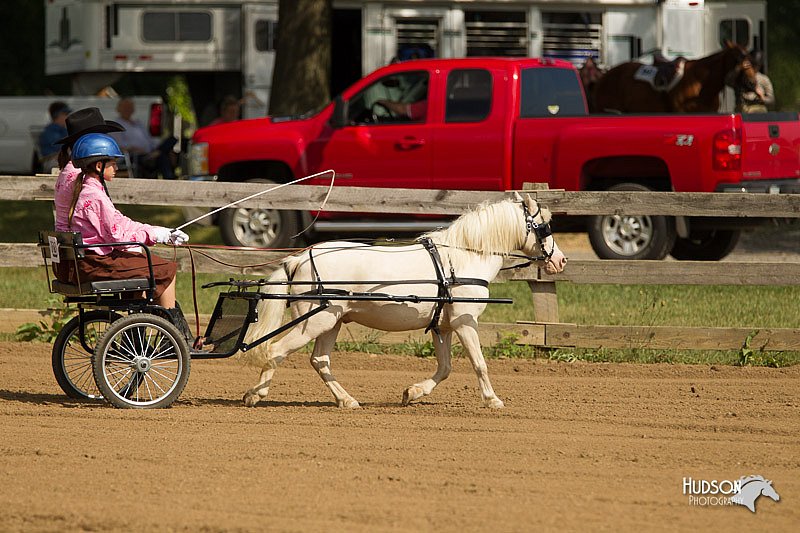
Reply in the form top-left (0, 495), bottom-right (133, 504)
top-left (527, 280), bottom-right (559, 323)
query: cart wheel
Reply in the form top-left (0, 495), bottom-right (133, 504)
top-left (52, 310), bottom-right (121, 399)
top-left (93, 314), bottom-right (190, 409)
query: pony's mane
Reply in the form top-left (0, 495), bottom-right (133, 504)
top-left (421, 198), bottom-right (551, 270)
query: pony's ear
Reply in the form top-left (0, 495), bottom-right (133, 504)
top-left (724, 39), bottom-right (735, 49)
top-left (512, 191), bottom-right (523, 202)
top-left (524, 193), bottom-right (536, 210)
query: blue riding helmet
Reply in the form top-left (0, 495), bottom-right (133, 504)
top-left (71, 133), bottom-right (124, 167)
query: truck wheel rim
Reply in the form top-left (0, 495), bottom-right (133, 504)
top-left (232, 207), bottom-right (281, 246)
top-left (99, 323), bottom-right (183, 407)
top-left (601, 214), bottom-right (653, 256)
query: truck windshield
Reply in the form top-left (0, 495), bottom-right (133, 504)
top-left (520, 67), bottom-right (587, 118)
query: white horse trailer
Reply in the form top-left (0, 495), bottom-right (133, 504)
top-left (45, 0), bottom-right (765, 119)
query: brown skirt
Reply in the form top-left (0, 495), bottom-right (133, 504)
top-left (54, 249), bottom-right (177, 298)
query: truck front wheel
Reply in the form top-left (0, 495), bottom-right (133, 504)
top-left (669, 229), bottom-right (740, 261)
top-left (587, 183), bottom-right (677, 260)
top-left (218, 179), bottom-right (300, 248)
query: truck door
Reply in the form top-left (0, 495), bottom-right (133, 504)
top-left (430, 67), bottom-right (508, 191)
top-left (311, 69), bottom-right (433, 189)
top-left (242, 3), bottom-right (277, 118)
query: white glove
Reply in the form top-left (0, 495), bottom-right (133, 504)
top-left (168, 229), bottom-right (189, 245)
top-left (153, 227), bottom-right (189, 245)
top-left (153, 227), bottom-right (172, 244)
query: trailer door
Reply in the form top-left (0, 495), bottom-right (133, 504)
top-left (705, 1), bottom-right (765, 53)
top-left (243, 3), bottom-right (278, 118)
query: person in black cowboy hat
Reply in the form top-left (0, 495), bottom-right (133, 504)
top-left (54, 107), bottom-right (126, 170)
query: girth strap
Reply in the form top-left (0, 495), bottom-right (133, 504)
top-left (420, 237), bottom-right (451, 338)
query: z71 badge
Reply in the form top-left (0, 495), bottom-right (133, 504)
top-left (675, 134), bottom-right (694, 146)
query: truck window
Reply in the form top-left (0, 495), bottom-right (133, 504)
top-left (142, 12), bottom-right (212, 42)
top-left (519, 67), bottom-right (587, 118)
top-left (445, 69), bottom-right (492, 123)
top-left (347, 71), bottom-right (429, 125)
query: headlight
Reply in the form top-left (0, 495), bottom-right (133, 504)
top-left (188, 142), bottom-right (209, 177)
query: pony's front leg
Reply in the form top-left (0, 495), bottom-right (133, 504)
top-left (452, 317), bottom-right (504, 409)
top-left (308, 321), bottom-right (359, 408)
top-left (403, 330), bottom-right (452, 405)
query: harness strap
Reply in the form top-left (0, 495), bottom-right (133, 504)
top-left (420, 237), bottom-right (451, 338)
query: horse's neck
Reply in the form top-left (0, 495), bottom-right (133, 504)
top-left (686, 51), bottom-right (730, 93)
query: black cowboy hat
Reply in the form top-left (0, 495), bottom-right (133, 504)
top-left (56, 107), bottom-right (125, 146)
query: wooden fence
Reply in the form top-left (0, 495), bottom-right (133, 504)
top-left (2, 175), bottom-right (799, 351)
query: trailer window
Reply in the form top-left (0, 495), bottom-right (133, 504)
top-left (445, 69), bottom-right (492, 123)
top-left (520, 68), bottom-right (587, 118)
top-left (255, 20), bottom-right (278, 52)
top-left (719, 19), bottom-right (750, 47)
top-left (142, 12), bottom-right (212, 42)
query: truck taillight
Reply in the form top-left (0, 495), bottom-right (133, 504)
top-left (149, 103), bottom-right (163, 137)
top-left (189, 142), bottom-right (209, 176)
top-left (712, 128), bottom-right (741, 171)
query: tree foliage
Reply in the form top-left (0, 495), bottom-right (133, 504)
top-left (269, 0), bottom-right (332, 115)
top-left (767, 0), bottom-right (800, 109)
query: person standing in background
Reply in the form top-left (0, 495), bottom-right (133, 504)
top-left (209, 95), bottom-right (241, 126)
top-left (737, 51), bottom-right (775, 113)
top-left (110, 97), bottom-right (177, 179)
top-left (38, 101), bottom-right (71, 172)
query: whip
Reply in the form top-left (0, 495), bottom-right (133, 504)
top-left (175, 169), bottom-right (336, 231)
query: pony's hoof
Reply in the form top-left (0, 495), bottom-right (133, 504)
top-left (402, 386), bottom-right (424, 406)
top-left (242, 392), bottom-right (260, 407)
top-left (338, 398), bottom-right (360, 409)
top-left (485, 397), bottom-right (505, 409)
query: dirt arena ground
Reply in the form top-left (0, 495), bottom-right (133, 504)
top-left (0, 341), bottom-right (797, 532)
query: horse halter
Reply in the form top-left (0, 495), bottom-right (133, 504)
top-left (521, 200), bottom-right (554, 262)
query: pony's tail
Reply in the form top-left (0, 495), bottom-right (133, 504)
top-left (239, 265), bottom-right (290, 367)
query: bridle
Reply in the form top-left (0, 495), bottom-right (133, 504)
top-left (520, 199), bottom-right (555, 263)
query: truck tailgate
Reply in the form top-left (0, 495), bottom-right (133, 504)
top-left (740, 112), bottom-right (800, 181)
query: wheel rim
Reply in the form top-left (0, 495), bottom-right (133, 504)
top-left (231, 207), bottom-right (282, 247)
top-left (601, 214), bottom-right (654, 256)
top-left (99, 323), bottom-right (184, 407)
top-left (62, 319), bottom-right (110, 399)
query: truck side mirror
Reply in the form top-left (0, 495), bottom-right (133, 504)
top-left (330, 96), bottom-right (348, 128)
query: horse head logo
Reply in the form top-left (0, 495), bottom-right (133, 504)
top-left (731, 475), bottom-right (780, 513)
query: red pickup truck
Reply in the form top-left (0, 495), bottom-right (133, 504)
top-left (189, 57), bottom-right (800, 260)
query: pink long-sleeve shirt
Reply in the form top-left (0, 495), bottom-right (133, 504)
top-left (54, 162), bottom-right (161, 255)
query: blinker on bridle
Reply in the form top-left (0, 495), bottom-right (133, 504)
top-left (521, 200), bottom-right (554, 261)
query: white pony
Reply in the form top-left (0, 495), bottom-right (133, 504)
top-left (241, 193), bottom-right (566, 409)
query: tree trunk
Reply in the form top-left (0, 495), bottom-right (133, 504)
top-left (269, 0), bottom-right (332, 115)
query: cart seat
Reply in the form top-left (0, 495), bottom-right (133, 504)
top-left (51, 278), bottom-right (152, 296)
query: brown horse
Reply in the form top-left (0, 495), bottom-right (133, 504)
top-left (592, 41), bottom-right (757, 113)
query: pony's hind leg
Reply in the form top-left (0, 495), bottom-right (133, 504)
top-left (452, 317), bottom-right (504, 409)
top-left (308, 321), bottom-right (359, 408)
top-left (242, 308), bottom-right (340, 407)
top-left (402, 330), bottom-right (452, 405)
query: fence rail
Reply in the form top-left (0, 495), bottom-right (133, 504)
top-left (2, 176), bottom-right (798, 351)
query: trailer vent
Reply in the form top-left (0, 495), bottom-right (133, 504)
top-left (465, 11), bottom-right (528, 57)
top-left (541, 12), bottom-right (602, 67)
top-left (395, 18), bottom-right (439, 58)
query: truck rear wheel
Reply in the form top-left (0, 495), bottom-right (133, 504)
top-left (669, 229), bottom-right (740, 261)
top-left (587, 182), bottom-right (676, 260)
top-left (218, 178), bottom-right (300, 248)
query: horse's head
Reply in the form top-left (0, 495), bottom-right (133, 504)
top-left (723, 41), bottom-right (758, 92)
top-left (513, 192), bottom-right (567, 274)
top-left (761, 480), bottom-right (780, 502)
